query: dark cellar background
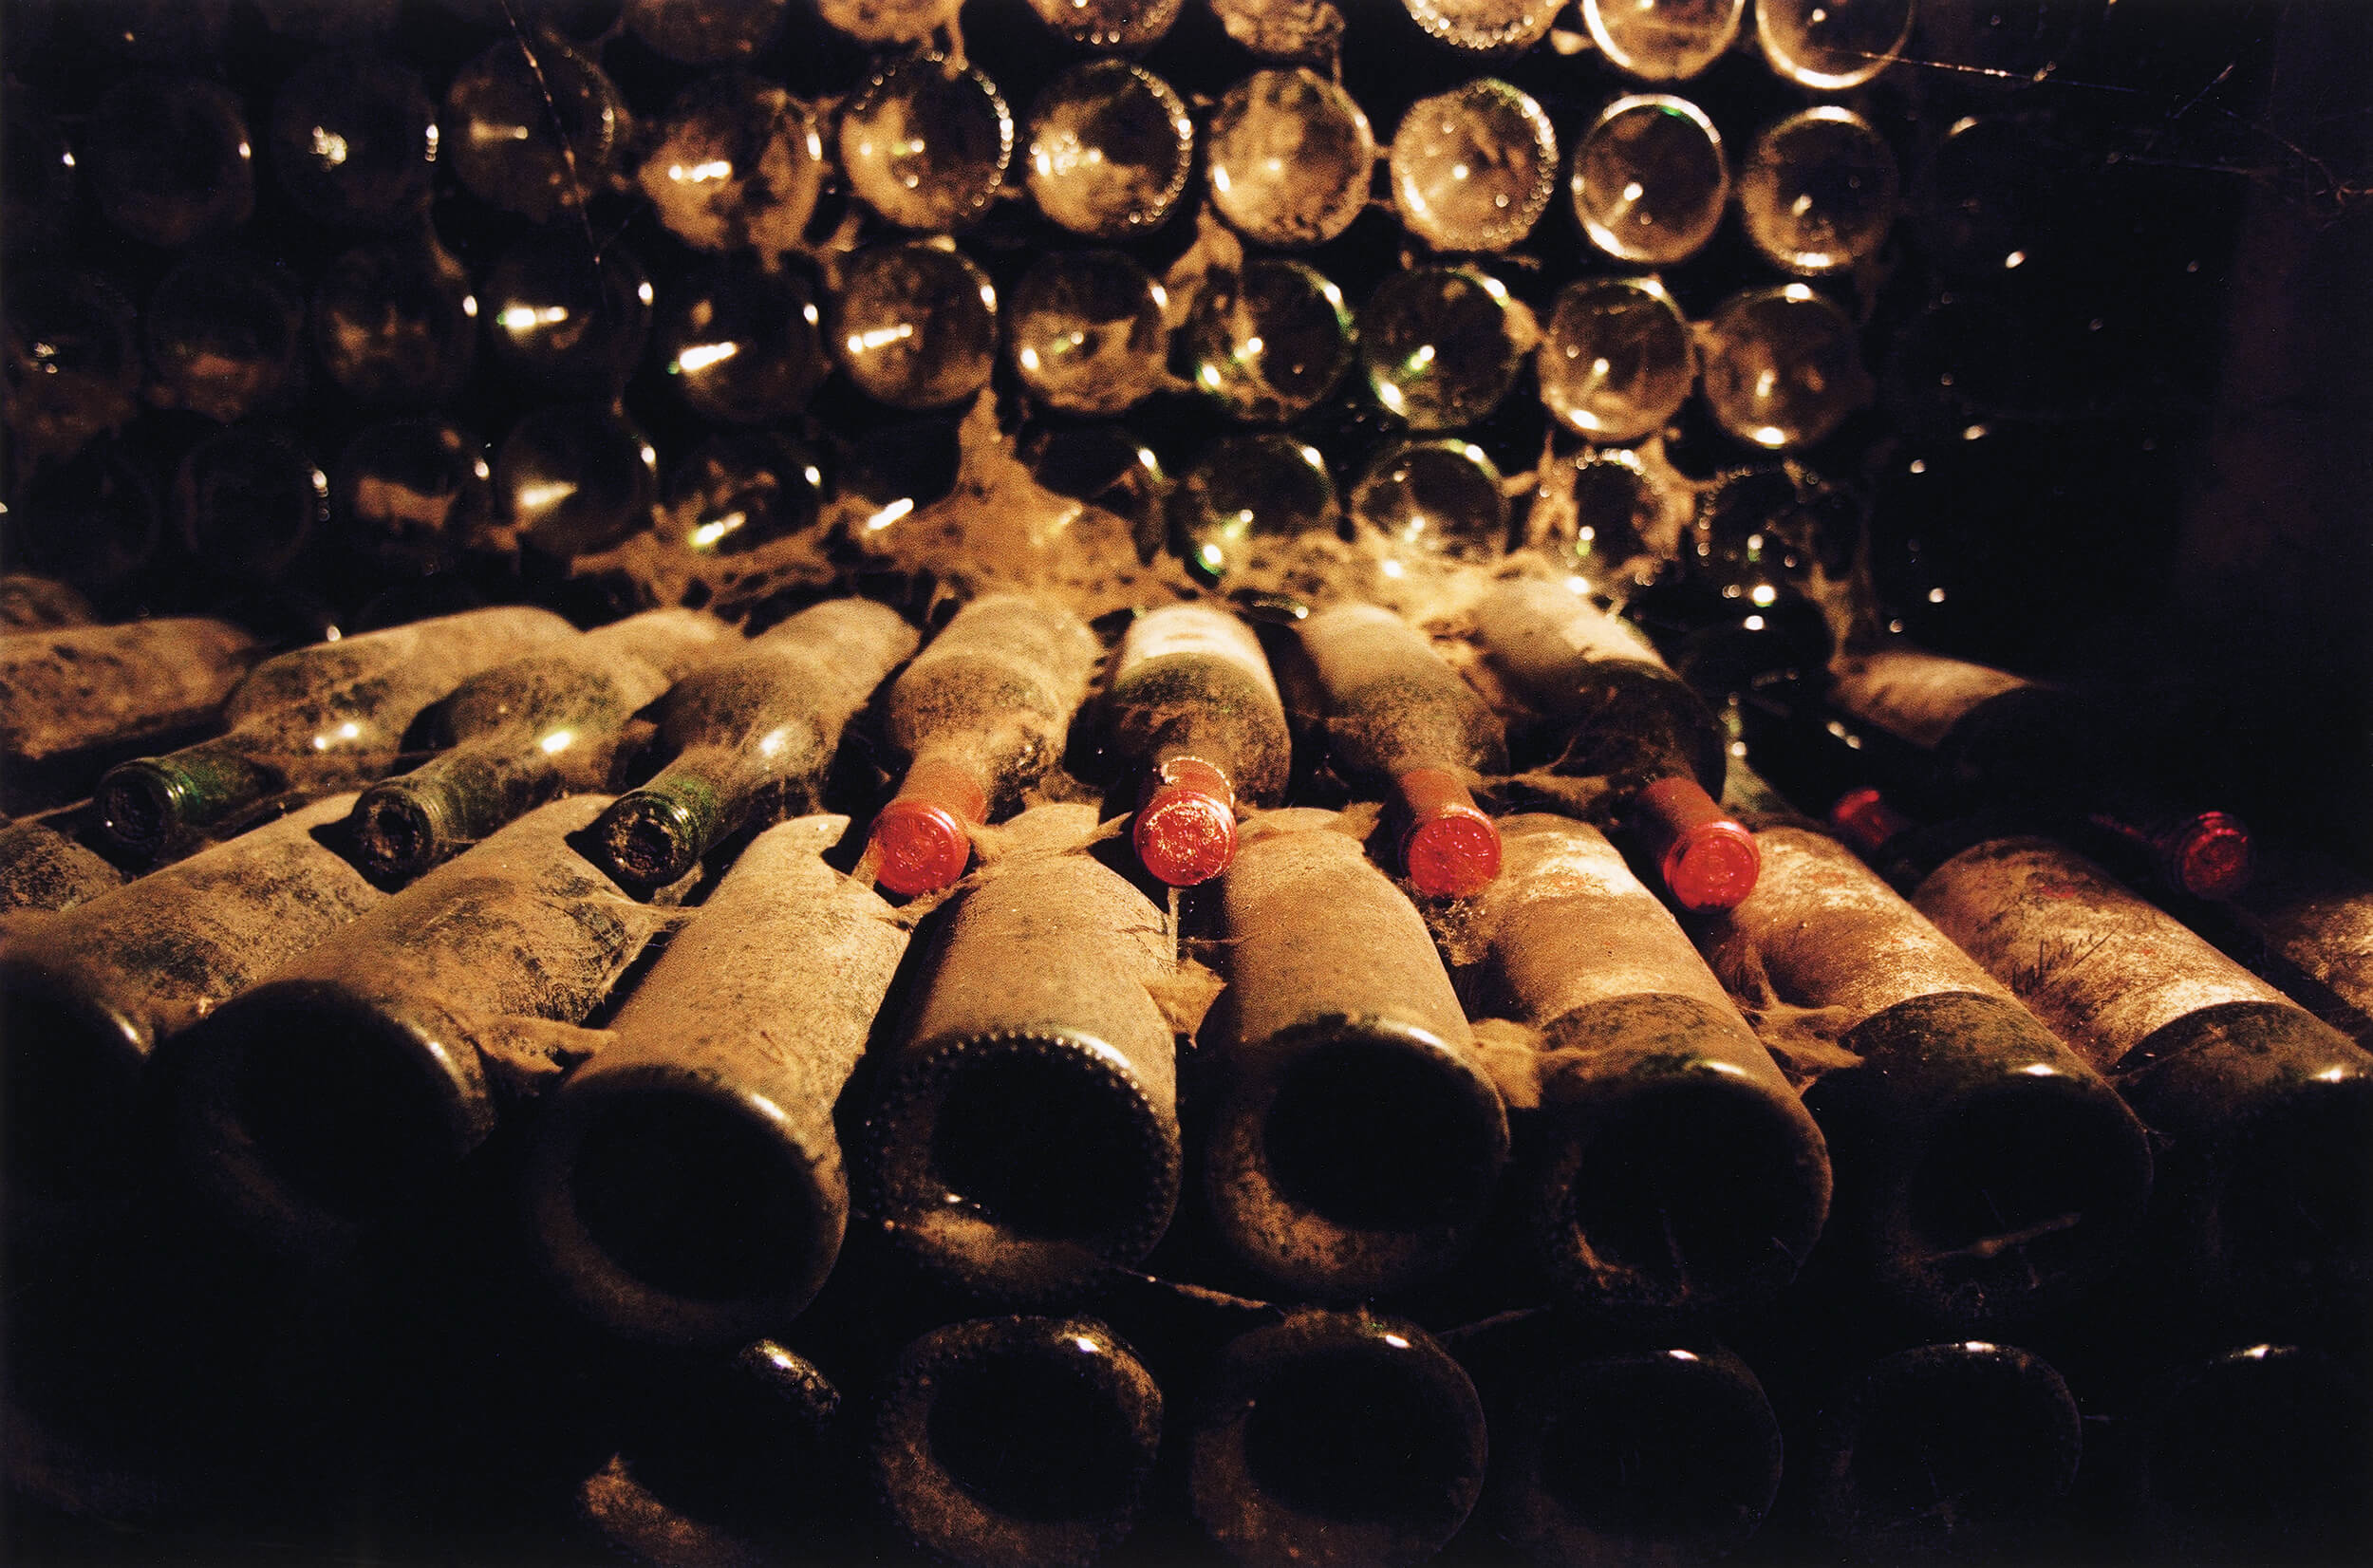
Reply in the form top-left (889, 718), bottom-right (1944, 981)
top-left (1, 0), bottom-right (2369, 1563)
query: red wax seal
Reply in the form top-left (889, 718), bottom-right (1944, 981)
top-left (1662, 816), bottom-right (1764, 911)
top-left (1403, 810), bottom-right (1503, 899)
top-left (1134, 784), bottom-right (1238, 887)
top-left (2166, 812), bottom-right (2252, 902)
top-left (870, 797), bottom-right (976, 896)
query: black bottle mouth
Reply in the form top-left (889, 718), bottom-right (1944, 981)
top-left (866, 1032), bottom-right (1181, 1302)
top-left (1541, 1071), bottom-right (1829, 1316)
top-left (874, 1316), bottom-right (1162, 1566)
top-left (1207, 1018), bottom-right (1509, 1298)
top-left (1522, 1351), bottom-right (1783, 1552)
top-left (1189, 1312), bottom-right (1486, 1568)
top-left (530, 1069), bottom-right (838, 1351)
top-left (597, 792), bottom-right (702, 888)
top-left (93, 762), bottom-right (181, 857)
top-left (351, 784), bottom-right (447, 883)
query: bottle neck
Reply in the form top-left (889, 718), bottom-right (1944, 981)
top-left (594, 748), bottom-right (751, 888)
top-left (352, 738), bottom-right (565, 881)
top-left (96, 732), bottom-right (283, 856)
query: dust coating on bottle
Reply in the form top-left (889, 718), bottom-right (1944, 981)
top-left (529, 815), bottom-right (907, 1350)
top-left (0, 794), bottom-right (381, 1211)
top-left (350, 607), bottom-right (735, 881)
top-left (1210, 0), bottom-right (1345, 61)
top-left (1189, 1309), bottom-right (1485, 1568)
top-left (166, 794), bottom-right (666, 1256)
top-left (95, 604), bottom-right (576, 858)
top-left (0, 819), bottom-right (122, 917)
top-left (873, 1316), bottom-right (1163, 1568)
top-left (593, 598), bottom-right (917, 888)
top-left (816, 0), bottom-right (962, 45)
top-left (1493, 1339), bottom-right (1782, 1564)
top-left (626, 0), bottom-right (787, 64)
top-left (2234, 858), bottom-right (2373, 1031)
top-left (1203, 813), bottom-right (1509, 1297)
top-left (863, 803), bottom-right (1181, 1301)
top-left (1804, 1341), bottom-right (2082, 1555)
top-left (1205, 68), bottom-right (1375, 250)
top-left (0, 575), bottom-right (95, 634)
top-left (1829, 644), bottom-right (2034, 754)
top-left (0, 617), bottom-right (262, 769)
top-left (1738, 106), bottom-right (1899, 276)
top-left (1463, 814), bottom-right (1830, 1315)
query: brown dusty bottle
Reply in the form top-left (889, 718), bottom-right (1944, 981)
top-left (867, 593), bottom-right (1103, 897)
top-left (862, 803), bottom-right (1181, 1302)
top-left (1913, 837), bottom-right (2373, 1327)
top-left (1189, 1308), bottom-right (1486, 1568)
top-left (0, 794), bottom-right (383, 1218)
top-left (1705, 778), bottom-right (2155, 1332)
top-left (1200, 808), bottom-right (1509, 1298)
top-left (526, 815), bottom-right (910, 1351)
top-left (1473, 578), bottom-right (1761, 911)
top-left (1829, 642), bottom-right (2254, 901)
top-left (349, 607), bottom-right (736, 883)
top-left (93, 606), bottom-right (576, 861)
top-left (1297, 602), bottom-right (1507, 898)
top-left (0, 616), bottom-right (265, 804)
top-left (0, 815), bottom-right (124, 917)
top-left (2222, 852), bottom-right (2373, 1043)
top-left (872, 1315), bottom-right (1164, 1568)
top-left (1803, 1341), bottom-right (2083, 1559)
top-left (1101, 602), bottom-right (1292, 887)
top-left (1456, 812), bottom-right (1830, 1316)
top-left (0, 574), bottom-right (95, 631)
top-left (1486, 1327), bottom-right (1784, 1567)
top-left (591, 598), bottom-right (918, 891)
top-left (165, 794), bottom-right (672, 1257)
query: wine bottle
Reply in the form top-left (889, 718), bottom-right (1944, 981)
top-left (309, 233), bottom-right (479, 409)
top-left (1204, 68), bottom-right (1374, 251)
top-left (266, 49), bottom-right (439, 231)
top-left (862, 802), bottom-right (1181, 1301)
top-left (1358, 265), bottom-right (1525, 434)
top-left (637, 71), bottom-right (823, 264)
top-left (94, 605), bottom-right (577, 861)
top-left (1189, 1309), bottom-right (1485, 1568)
top-left (1171, 437), bottom-right (1343, 586)
top-left (1913, 836), bottom-right (2373, 1326)
top-left (170, 423), bottom-right (329, 584)
top-left (1699, 285), bottom-right (1867, 451)
top-left (866, 593), bottom-right (1103, 897)
top-left (1201, 810), bottom-right (1510, 1297)
top-left (527, 815), bottom-right (909, 1350)
top-left (626, 0), bottom-right (790, 64)
top-left (0, 794), bottom-right (383, 1215)
top-left (0, 816), bottom-right (124, 917)
top-left (1021, 62), bottom-right (1194, 240)
top-left (1458, 812), bottom-right (1830, 1315)
top-left (1389, 79), bottom-right (1558, 253)
top-left (165, 794), bottom-right (671, 1257)
top-left (1099, 602), bottom-right (1292, 887)
top-left (1803, 1342), bottom-right (2082, 1558)
top-left (5, 271), bottom-right (142, 466)
top-left (872, 1316), bottom-right (1163, 1568)
top-left (1536, 276), bottom-right (1697, 446)
top-left (1483, 1322), bottom-right (1783, 1567)
top-left (329, 417), bottom-right (497, 577)
top-left (482, 234), bottom-right (654, 399)
top-left (1186, 259), bottom-right (1355, 425)
top-left (82, 73), bottom-right (255, 248)
top-left (1579, 0), bottom-right (1746, 82)
top-left (2223, 853), bottom-right (2373, 1042)
top-left (590, 598), bottom-right (918, 889)
top-left (1005, 251), bottom-right (1170, 419)
top-left (443, 35), bottom-right (629, 225)
top-left (1737, 105), bottom-right (1898, 276)
top-left (832, 240), bottom-right (1000, 412)
top-left (1298, 603), bottom-right (1506, 896)
top-left (494, 402), bottom-right (663, 560)
top-left (349, 607), bottom-right (735, 882)
top-left (1828, 642), bottom-right (2255, 900)
top-left (1569, 93), bottom-right (1729, 268)
top-left (143, 252), bottom-right (308, 425)
top-left (838, 52), bottom-right (1013, 233)
top-left (1473, 578), bottom-right (1761, 910)
top-left (1708, 784), bottom-right (2154, 1329)
top-left (0, 616), bottom-right (264, 787)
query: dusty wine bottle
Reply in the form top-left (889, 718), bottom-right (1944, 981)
top-left (349, 607), bottom-right (735, 882)
top-left (1189, 1309), bottom-right (1486, 1568)
top-left (1473, 578), bottom-right (1761, 911)
top-left (1100, 603), bottom-right (1292, 887)
top-left (1485, 1326), bottom-right (1784, 1567)
top-left (1913, 837), bottom-right (2373, 1325)
top-left (591, 598), bottom-right (918, 890)
top-left (0, 794), bottom-right (383, 1215)
top-left (862, 803), bottom-right (1181, 1301)
top-left (93, 606), bottom-right (577, 861)
top-left (1707, 788), bottom-right (2155, 1330)
top-left (0, 815), bottom-right (123, 917)
top-left (1200, 809), bottom-right (1510, 1298)
top-left (0, 574), bottom-right (94, 631)
top-left (165, 794), bottom-right (671, 1256)
top-left (527, 815), bottom-right (910, 1351)
top-left (872, 1316), bottom-right (1164, 1568)
top-left (1803, 1341), bottom-right (2083, 1559)
top-left (1457, 812), bottom-right (1830, 1316)
top-left (0, 616), bottom-right (264, 799)
top-left (2224, 853), bottom-right (2373, 1042)
top-left (1297, 603), bottom-right (1506, 898)
top-left (867, 593), bottom-right (1103, 897)
top-left (1829, 642), bottom-right (2253, 900)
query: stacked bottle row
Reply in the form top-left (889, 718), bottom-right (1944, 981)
top-left (6, 580), bottom-right (2365, 1561)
